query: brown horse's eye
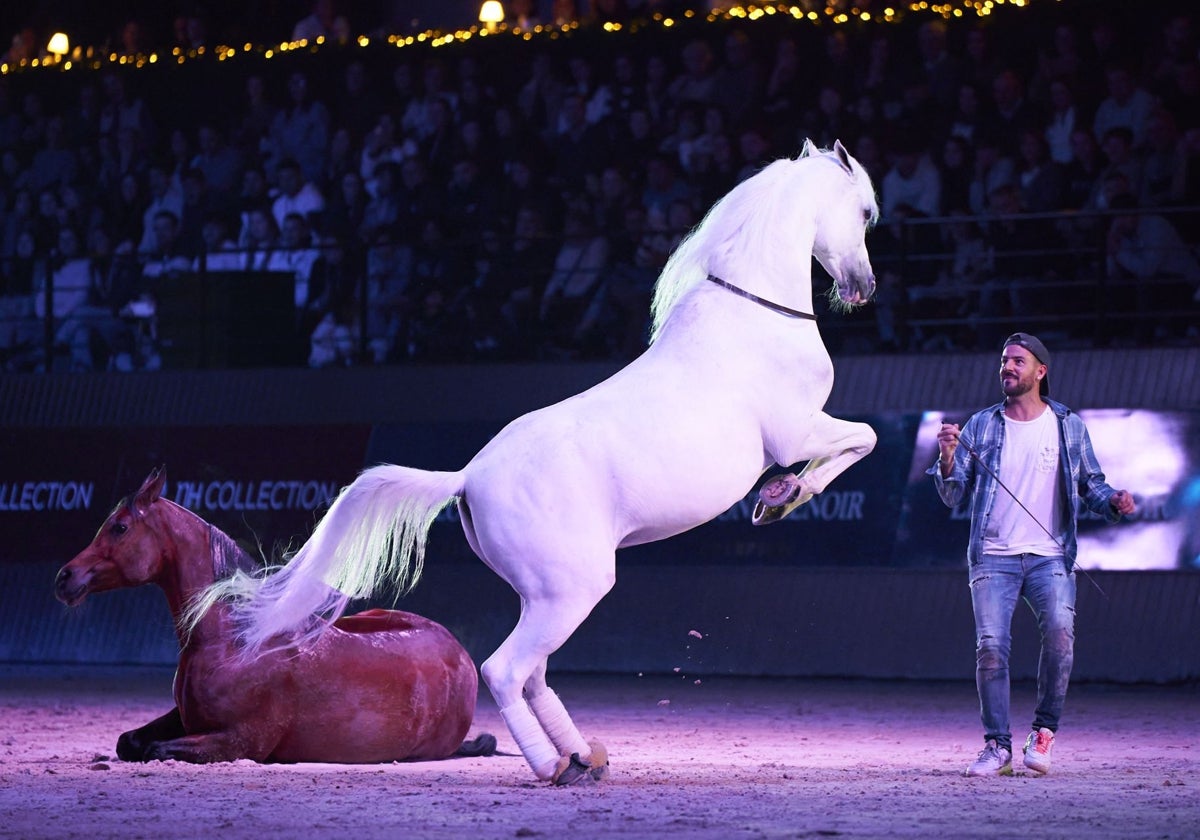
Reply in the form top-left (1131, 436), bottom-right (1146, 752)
top-left (110, 522), bottom-right (128, 536)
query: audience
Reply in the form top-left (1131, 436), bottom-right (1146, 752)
top-left (0, 1), bottom-right (1196, 372)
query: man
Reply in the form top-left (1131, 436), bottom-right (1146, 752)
top-left (930, 333), bottom-right (1136, 777)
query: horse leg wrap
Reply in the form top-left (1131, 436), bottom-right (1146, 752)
top-left (499, 702), bottom-right (560, 781)
top-left (527, 690), bottom-right (590, 760)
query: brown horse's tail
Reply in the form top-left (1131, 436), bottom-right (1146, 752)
top-left (455, 732), bottom-right (499, 757)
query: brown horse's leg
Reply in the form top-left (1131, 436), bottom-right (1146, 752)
top-left (142, 728), bottom-right (274, 764)
top-left (117, 707), bottom-right (185, 762)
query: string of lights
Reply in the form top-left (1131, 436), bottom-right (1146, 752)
top-left (1, 0), bottom-right (1042, 77)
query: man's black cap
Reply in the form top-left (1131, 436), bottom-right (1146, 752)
top-left (1003, 332), bottom-right (1050, 396)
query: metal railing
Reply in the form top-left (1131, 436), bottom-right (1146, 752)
top-left (2, 205), bottom-right (1197, 373)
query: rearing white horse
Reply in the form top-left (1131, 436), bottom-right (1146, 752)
top-left (192, 140), bottom-right (880, 785)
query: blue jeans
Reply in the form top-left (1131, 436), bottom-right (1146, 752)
top-left (969, 552), bottom-right (1076, 751)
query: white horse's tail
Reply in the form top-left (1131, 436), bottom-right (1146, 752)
top-left (186, 464), bottom-right (463, 655)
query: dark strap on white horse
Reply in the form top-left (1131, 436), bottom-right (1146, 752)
top-left (706, 274), bottom-right (817, 321)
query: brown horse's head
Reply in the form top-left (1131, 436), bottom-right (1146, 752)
top-left (55, 467), bottom-right (168, 607)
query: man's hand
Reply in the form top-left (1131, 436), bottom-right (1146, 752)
top-left (937, 423), bottom-right (960, 469)
top-left (1110, 490), bottom-right (1136, 516)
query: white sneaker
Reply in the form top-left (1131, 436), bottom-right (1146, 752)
top-left (965, 739), bottom-right (1013, 777)
top-left (1023, 728), bottom-right (1055, 774)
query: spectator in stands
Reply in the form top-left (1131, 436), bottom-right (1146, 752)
top-left (103, 173), bottom-right (145, 252)
top-left (668, 39), bottom-right (720, 108)
top-left (938, 135), bottom-right (973, 215)
top-left (190, 124), bottom-right (243, 203)
top-left (0, 229), bottom-right (39, 366)
top-left (1014, 128), bottom-right (1066, 212)
top-left (97, 72), bottom-right (154, 151)
top-left (1095, 126), bottom-right (1143, 208)
top-left (292, 0), bottom-right (351, 43)
top-left (408, 215), bottom-right (470, 311)
top-left (138, 162), bottom-right (184, 255)
top-left (272, 158), bottom-right (325, 231)
top-left (1061, 127), bottom-right (1105, 210)
top-left (240, 206), bottom-right (280, 272)
top-left (176, 168), bottom-right (218, 257)
top-left (549, 91), bottom-right (612, 194)
top-left (267, 71), bottom-right (329, 184)
top-left (320, 170), bottom-right (369, 245)
top-left (978, 183), bottom-right (1063, 341)
top-left (444, 156), bottom-right (496, 253)
top-left (192, 214), bottom-right (242, 273)
top-left (1043, 79), bottom-right (1087, 166)
top-left (1, 188), bottom-right (34, 262)
top-left (334, 60), bottom-right (384, 146)
top-left (268, 212), bottom-right (322, 326)
top-left (308, 287), bottom-right (360, 368)
top-left (235, 74), bottom-right (277, 157)
top-left (916, 20), bottom-right (963, 113)
top-left (360, 160), bottom-right (402, 244)
top-left (1093, 63), bottom-right (1158, 150)
top-left (359, 113), bottom-right (417, 197)
top-left (26, 116), bottom-right (77, 194)
top-left (947, 82), bottom-right (986, 147)
top-left (881, 136), bottom-right (942, 220)
top-left (968, 136), bottom-right (1016, 216)
top-left (417, 95), bottom-right (458, 181)
top-left (912, 210), bottom-right (988, 351)
top-left (52, 225), bottom-right (139, 371)
top-left (96, 126), bottom-right (145, 200)
top-left (497, 203), bottom-right (558, 355)
top-left (1106, 192), bottom-right (1200, 343)
top-left (713, 28), bottom-right (765, 131)
top-left (538, 202), bottom-right (611, 359)
top-left (982, 68), bottom-right (1038, 157)
top-left (402, 60), bottom-right (459, 143)
top-left (395, 156), bottom-right (446, 249)
top-left (1138, 107), bottom-right (1188, 208)
top-left (140, 210), bottom-right (192, 280)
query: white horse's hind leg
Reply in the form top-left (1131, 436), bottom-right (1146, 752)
top-left (754, 412), bottom-right (877, 525)
top-left (524, 662), bottom-right (589, 758)
top-left (481, 581), bottom-right (612, 782)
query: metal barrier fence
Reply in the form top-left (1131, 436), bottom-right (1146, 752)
top-left (2, 204), bottom-right (1197, 372)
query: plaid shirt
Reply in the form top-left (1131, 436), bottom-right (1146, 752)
top-left (927, 398), bottom-right (1120, 568)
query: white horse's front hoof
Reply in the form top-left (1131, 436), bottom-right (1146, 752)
top-left (752, 474), bottom-right (813, 525)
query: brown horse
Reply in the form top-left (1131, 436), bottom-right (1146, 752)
top-left (54, 467), bottom-right (493, 764)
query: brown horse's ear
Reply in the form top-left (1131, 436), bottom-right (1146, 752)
top-left (833, 139), bottom-right (853, 175)
top-left (133, 466), bottom-right (166, 515)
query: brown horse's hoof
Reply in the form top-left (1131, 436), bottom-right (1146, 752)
top-left (752, 474), bottom-right (812, 526)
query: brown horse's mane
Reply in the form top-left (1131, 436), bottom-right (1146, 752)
top-left (208, 525), bottom-right (263, 582)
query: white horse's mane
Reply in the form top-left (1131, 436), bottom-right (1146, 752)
top-left (649, 140), bottom-right (875, 343)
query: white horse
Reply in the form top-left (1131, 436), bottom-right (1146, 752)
top-left (192, 139), bottom-right (880, 785)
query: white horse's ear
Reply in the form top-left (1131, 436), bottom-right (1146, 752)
top-left (833, 139), bottom-right (853, 174)
top-left (800, 138), bottom-right (816, 158)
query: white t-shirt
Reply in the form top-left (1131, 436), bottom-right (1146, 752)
top-left (981, 405), bottom-right (1064, 556)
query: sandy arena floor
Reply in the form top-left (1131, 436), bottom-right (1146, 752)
top-left (0, 665), bottom-right (1196, 839)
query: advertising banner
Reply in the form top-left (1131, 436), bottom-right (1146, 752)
top-left (0, 425), bottom-right (371, 564)
top-left (5, 410), bottom-right (1196, 571)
